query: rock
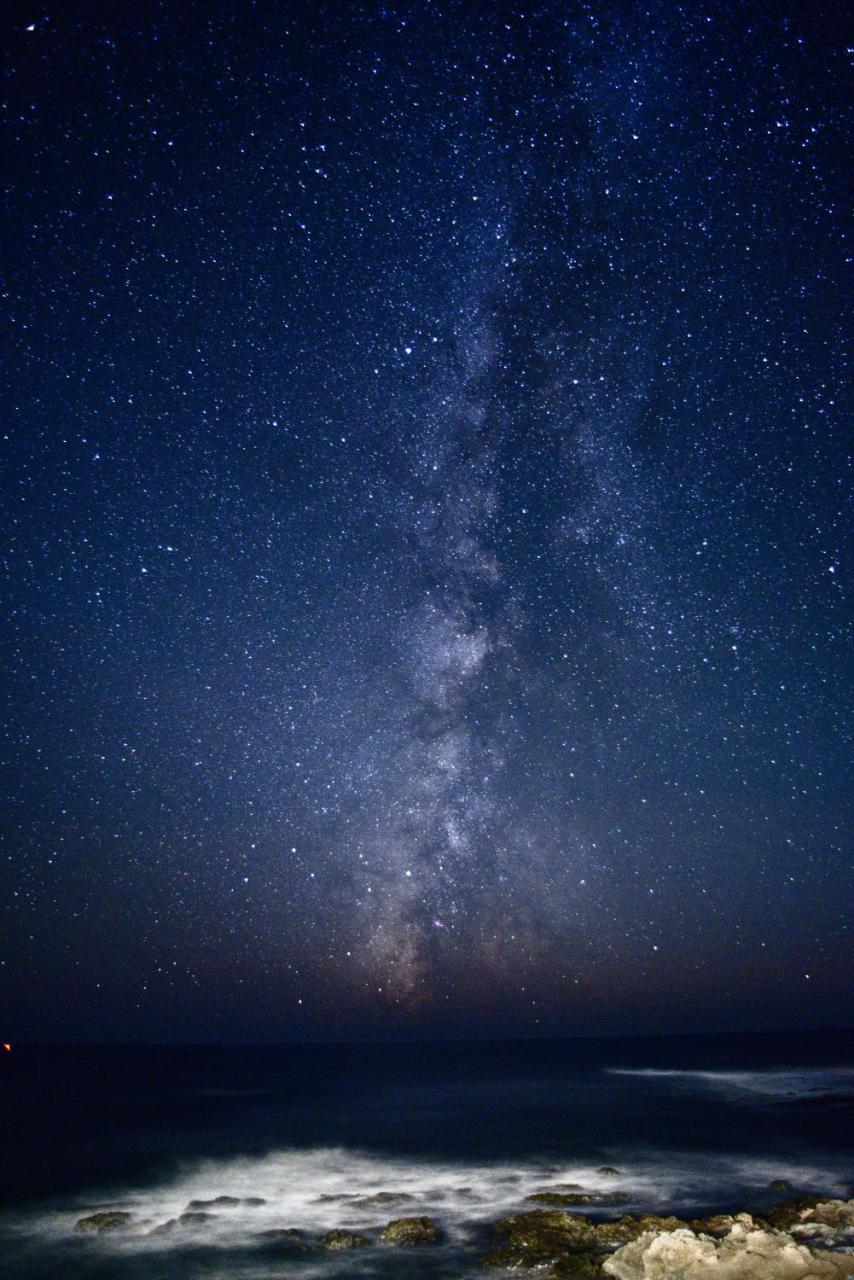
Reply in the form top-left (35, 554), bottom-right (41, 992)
top-left (798, 1200), bottom-right (854, 1229)
top-left (151, 1211), bottom-right (216, 1231)
top-left (766, 1197), bottom-right (830, 1230)
top-left (481, 1210), bottom-right (700, 1276)
top-left (483, 1243), bottom-right (603, 1275)
top-left (688, 1214), bottom-right (741, 1235)
top-left (320, 1229), bottom-right (371, 1249)
top-left (74, 1211), bottom-right (133, 1234)
top-left (528, 1192), bottom-right (630, 1207)
top-left (187, 1195), bottom-right (241, 1208)
top-left (602, 1216), bottom-right (689, 1246)
top-left (602, 1217), bottom-right (854, 1280)
top-left (255, 1227), bottom-right (317, 1255)
top-left (351, 1191), bottom-right (418, 1208)
top-left (770, 1180), bottom-right (794, 1193)
top-left (481, 1209), bottom-right (602, 1272)
top-left (789, 1201), bottom-right (854, 1250)
top-left (187, 1194), bottom-right (266, 1209)
top-left (599, 1168), bottom-right (621, 1176)
top-left (380, 1215), bottom-right (442, 1245)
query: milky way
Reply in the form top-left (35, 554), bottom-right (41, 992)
top-left (1, 0), bottom-right (849, 1040)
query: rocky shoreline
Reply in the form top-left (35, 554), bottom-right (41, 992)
top-left (72, 1190), bottom-right (854, 1277)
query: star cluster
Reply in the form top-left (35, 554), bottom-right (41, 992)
top-left (1, 0), bottom-right (849, 1040)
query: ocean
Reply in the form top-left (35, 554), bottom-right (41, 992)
top-left (2, 1031), bottom-right (851, 1277)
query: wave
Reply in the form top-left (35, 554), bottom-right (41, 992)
top-left (603, 1067), bottom-right (854, 1102)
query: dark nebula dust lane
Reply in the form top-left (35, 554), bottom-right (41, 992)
top-left (0, 1), bottom-right (850, 1040)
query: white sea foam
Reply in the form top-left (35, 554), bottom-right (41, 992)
top-left (11, 1145), bottom-right (851, 1260)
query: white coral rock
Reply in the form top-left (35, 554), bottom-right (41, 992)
top-left (602, 1215), bottom-right (854, 1280)
top-left (797, 1201), bottom-right (854, 1230)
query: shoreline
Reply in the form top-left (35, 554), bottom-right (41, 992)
top-left (64, 1191), bottom-right (854, 1278)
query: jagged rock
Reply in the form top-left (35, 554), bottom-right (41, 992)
top-left (380, 1215), bottom-right (442, 1245)
top-left (602, 1216), bottom-right (690, 1246)
top-left (798, 1200), bottom-right (854, 1229)
top-left (481, 1210), bottom-right (695, 1274)
top-left (688, 1214), bottom-right (742, 1235)
top-left (74, 1211), bottom-right (133, 1234)
top-left (789, 1201), bottom-right (854, 1250)
top-left (320, 1228), bottom-right (371, 1249)
top-left (525, 1251), bottom-right (604, 1279)
top-left (766, 1198), bottom-right (829, 1230)
top-left (602, 1216), bottom-right (854, 1280)
top-left (481, 1209), bottom-right (602, 1272)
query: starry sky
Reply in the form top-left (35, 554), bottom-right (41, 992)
top-left (1, 0), bottom-right (850, 1043)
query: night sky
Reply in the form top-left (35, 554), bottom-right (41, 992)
top-left (2, 1), bottom-right (850, 1043)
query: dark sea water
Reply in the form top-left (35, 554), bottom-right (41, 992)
top-left (2, 1031), bottom-right (852, 1278)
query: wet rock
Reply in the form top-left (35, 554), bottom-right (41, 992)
top-left (688, 1214), bottom-right (742, 1235)
top-left (599, 1168), bottom-right (621, 1176)
top-left (186, 1194), bottom-right (266, 1209)
top-left (481, 1209), bottom-right (601, 1272)
top-left (482, 1242), bottom-right (604, 1274)
top-left (320, 1228), bottom-right (371, 1249)
top-left (351, 1191), bottom-right (418, 1208)
top-left (789, 1201), bottom-right (854, 1250)
top-left (187, 1195), bottom-right (241, 1208)
top-left (150, 1211), bottom-right (216, 1232)
top-left (602, 1216), bottom-right (854, 1280)
top-left (600, 1215), bottom-right (689, 1246)
top-left (770, 1179), bottom-right (794, 1193)
top-left (481, 1211), bottom-right (695, 1276)
top-left (74, 1211), bottom-right (133, 1234)
top-left (380, 1215), bottom-right (443, 1245)
top-left (766, 1197), bottom-right (830, 1230)
top-left (254, 1227), bottom-right (318, 1256)
top-left (528, 1191), bottom-right (630, 1207)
